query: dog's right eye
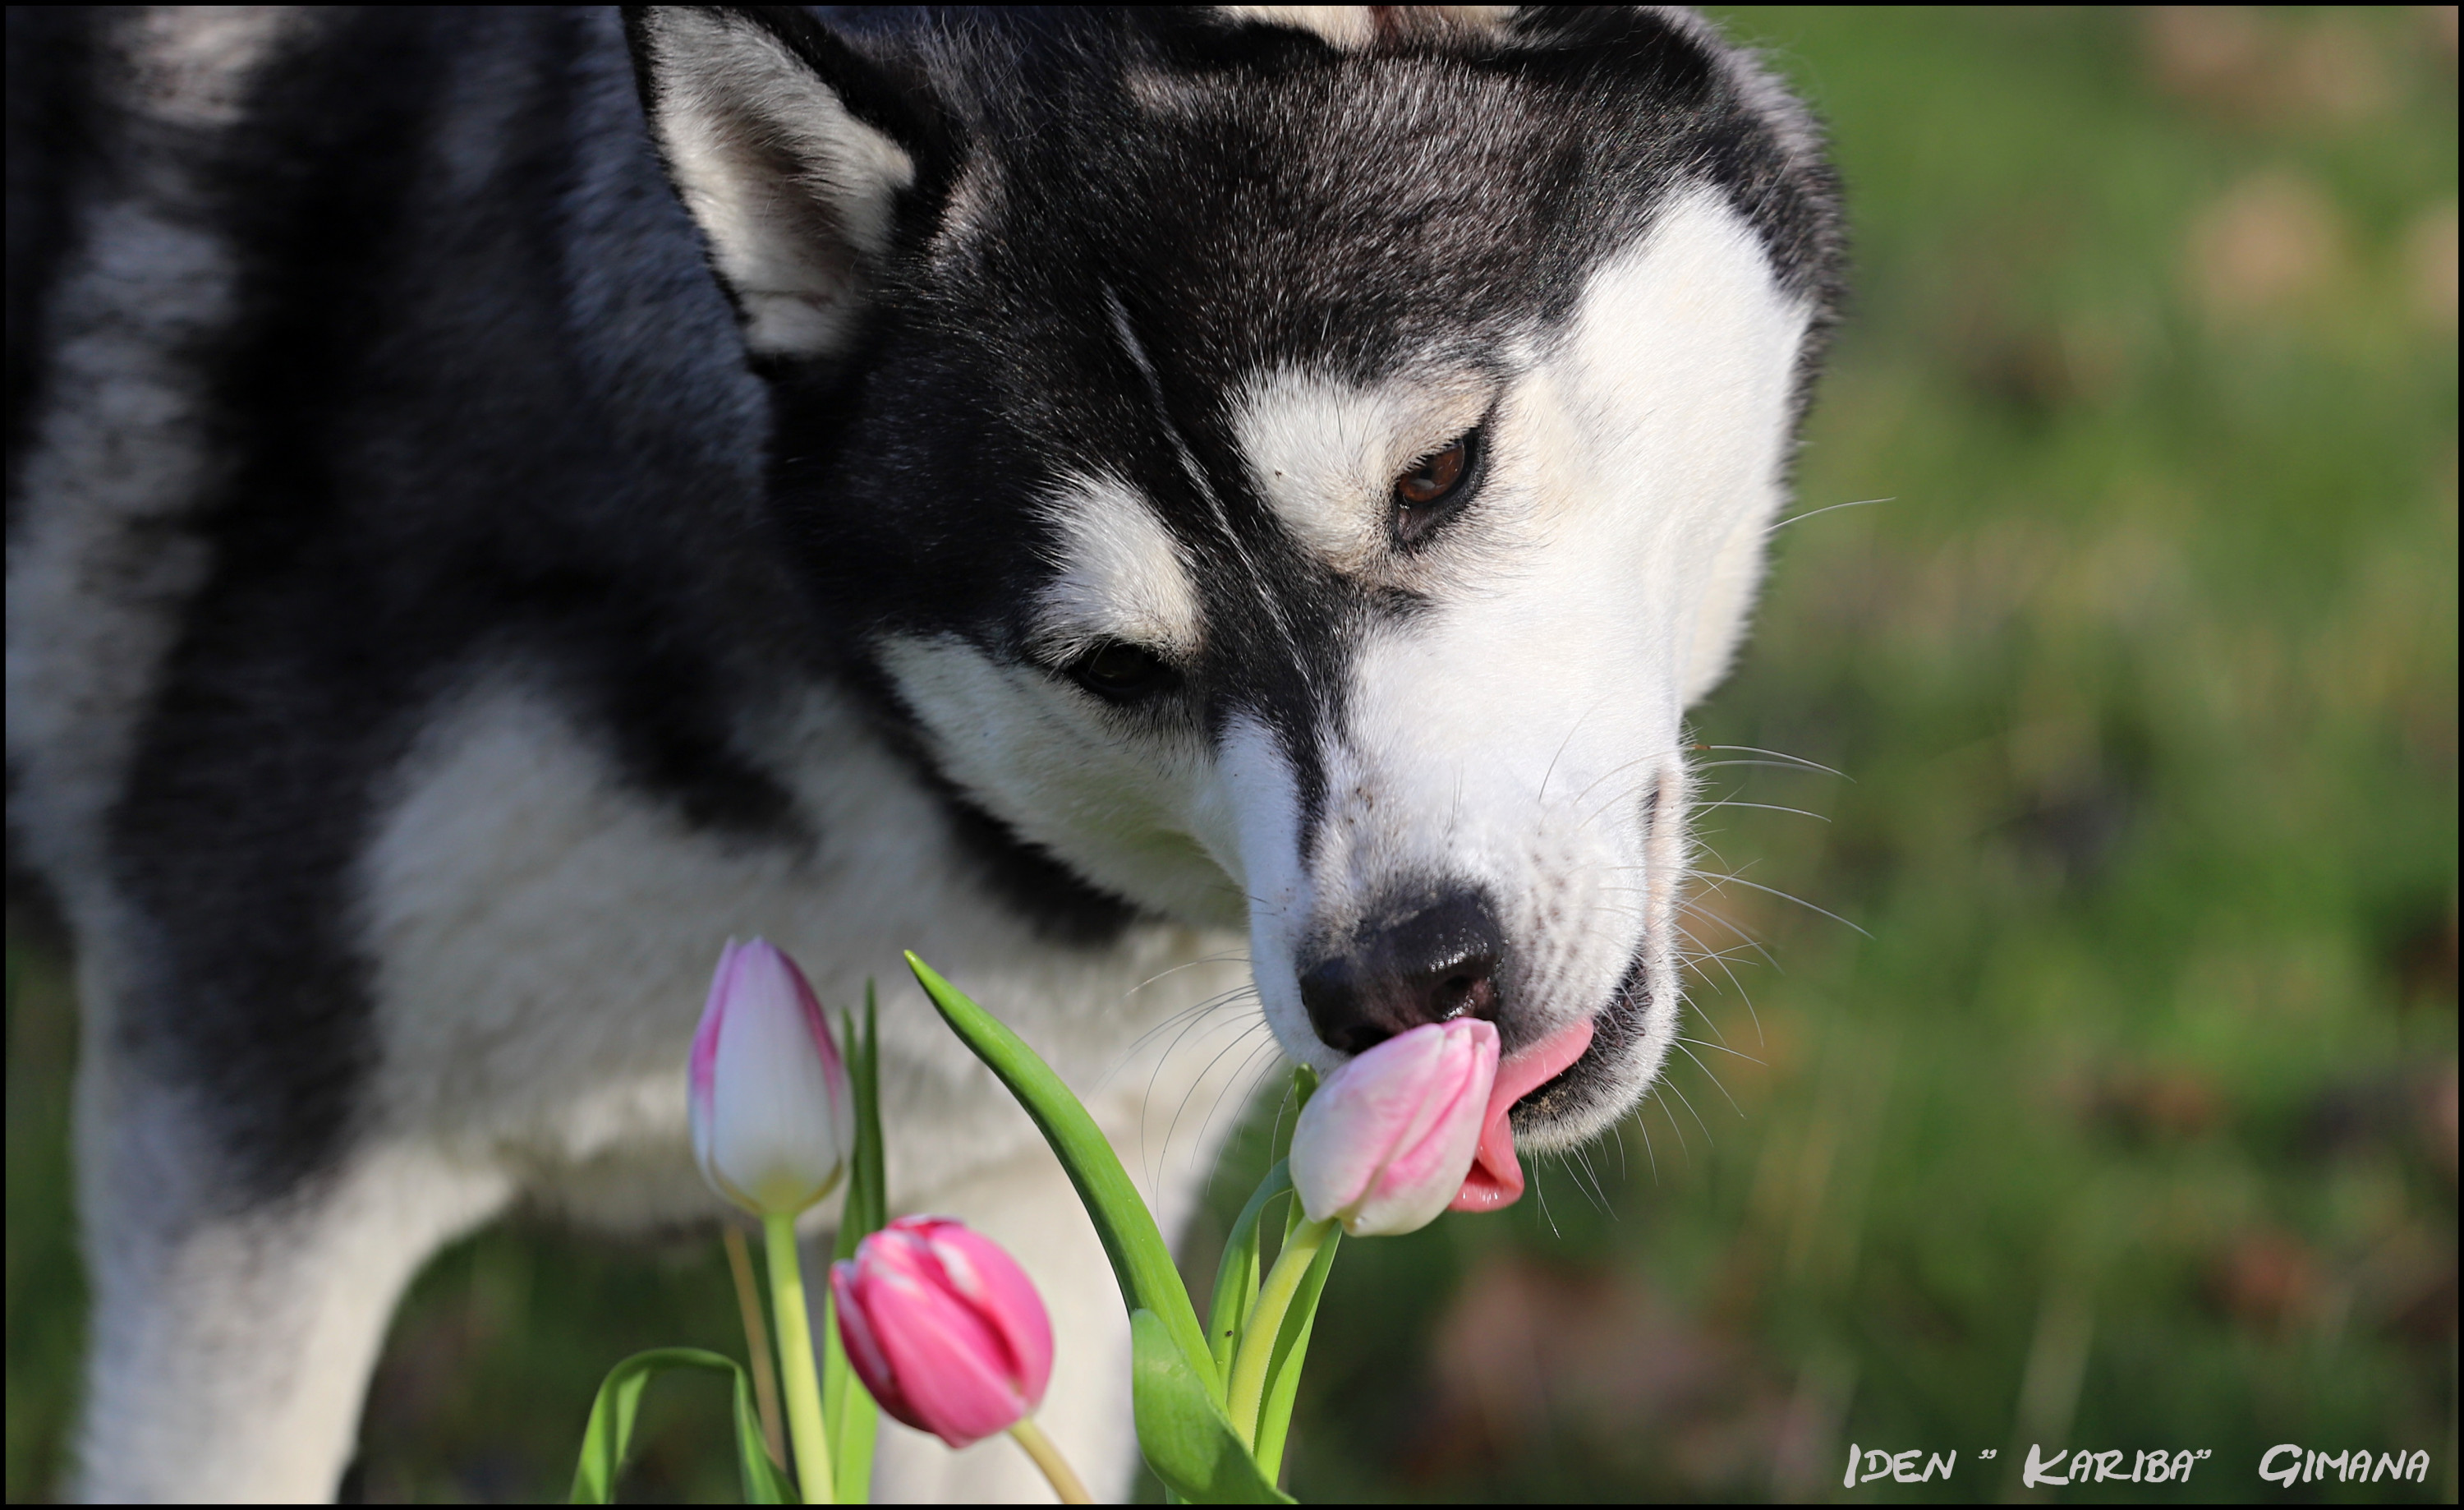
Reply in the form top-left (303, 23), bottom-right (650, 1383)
top-left (1391, 428), bottom-right (1481, 546)
top-left (1069, 641), bottom-right (1179, 702)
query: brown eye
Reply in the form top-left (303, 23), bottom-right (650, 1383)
top-left (1391, 430), bottom-right (1481, 544)
top-left (1395, 440), bottom-right (1467, 506)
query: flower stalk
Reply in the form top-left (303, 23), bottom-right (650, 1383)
top-left (723, 1224), bottom-right (788, 1470)
top-left (1005, 1417), bottom-right (1094, 1504)
top-left (765, 1213), bottom-right (835, 1503)
top-left (1224, 1213), bottom-right (1337, 1448)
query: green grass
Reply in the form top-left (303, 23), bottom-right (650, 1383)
top-left (7, 7), bottom-right (2455, 1502)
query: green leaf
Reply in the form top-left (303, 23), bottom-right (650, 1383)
top-left (1249, 1223), bottom-right (1339, 1485)
top-left (859, 983), bottom-right (886, 1236)
top-left (568, 1347), bottom-right (793, 1504)
top-left (825, 987), bottom-right (885, 1503)
top-left (906, 952), bottom-right (1219, 1398)
top-left (1250, 1309), bottom-right (1313, 1486)
top-left (1132, 1310), bottom-right (1293, 1505)
top-left (1207, 1161), bottom-right (1290, 1380)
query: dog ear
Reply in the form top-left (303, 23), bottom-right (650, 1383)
top-left (624, 6), bottom-right (945, 362)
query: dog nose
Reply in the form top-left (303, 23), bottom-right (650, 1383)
top-left (1299, 889), bottom-right (1505, 1057)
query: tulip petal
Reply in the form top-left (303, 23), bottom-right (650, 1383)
top-left (917, 1220), bottom-right (1055, 1410)
top-left (1289, 1024), bottom-right (1450, 1224)
top-left (830, 1259), bottom-right (913, 1427)
top-left (862, 1227), bottom-right (1030, 1446)
top-left (687, 939), bottom-right (739, 1187)
top-left (699, 940), bottom-right (852, 1217)
top-left (1343, 1022), bottom-right (1493, 1235)
top-left (832, 1218), bottom-right (1059, 1449)
top-left (1290, 1020), bottom-right (1499, 1236)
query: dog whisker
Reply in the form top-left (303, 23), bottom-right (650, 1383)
top-left (1159, 1021), bottom-right (1276, 1187)
top-left (1690, 757), bottom-right (1846, 777)
top-left (1671, 1039), bottom-right (1746, 1119)
top-left (1659, 1064), bottom-right (1717, 1144)
top-left (1689, 871), bottom-right (1873, 938)
top-left (1694, 798), bottom-right (1831, 822)
top-left (1137, 1000), bottom-right (1265, 1182)
top-left (1697, 744), bottom-right (1852, 781)
top-left (1676, 931), bottom-right (1760, 1007)
top-left (1674, 900), bottom-right (1781, 972)
top-left (1188, 1034), bottom-right (1287, 1183)
top-left (1676, 1032), bottom-right (1764, 1067)
top-left (1653, 1084), bottom-right (1695, 1161)
top-left (1121, 951), bottom-right (1255, 999)
top-left (1104, 987), bottom-right (1261, 1076)
top-left (1761, 495), bottom-right (1892, 536)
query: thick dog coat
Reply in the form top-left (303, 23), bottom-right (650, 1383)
top-left (4, 5), bottom-right (1841, 1499)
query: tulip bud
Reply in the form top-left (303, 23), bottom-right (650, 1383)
top-left (830, 1217), bottom-right (1056, 1449)
top-left (688, 938), bottom-right (855, 1218)
top-left (1289, 1018), bottom-right (1499, 1236)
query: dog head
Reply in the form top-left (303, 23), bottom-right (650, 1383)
top-left (629, 5), bottom-right (1842, 1153)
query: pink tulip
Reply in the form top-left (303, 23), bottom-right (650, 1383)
top-left (1289, 1018), bottom-right (1499, 1236)
top-left (688, 938), bottom-right (855, 1218)
top-left (830, 1217), bottom-right (1056, 1449)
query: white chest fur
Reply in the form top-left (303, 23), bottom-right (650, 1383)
top-left (356, 668), bottom-right (1258, 1227)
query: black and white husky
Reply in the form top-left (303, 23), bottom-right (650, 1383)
top-left (6, 5), bottom-right (1841, 1500)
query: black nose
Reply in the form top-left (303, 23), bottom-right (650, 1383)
top-left (1299, 889), bottom-right (1506, 1057)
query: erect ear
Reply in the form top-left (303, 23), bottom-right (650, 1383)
top-left (624, 6), bottom-right (940, 361)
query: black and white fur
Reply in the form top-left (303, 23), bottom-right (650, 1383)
top-left (5, 6), bottom-right (1841, 1500)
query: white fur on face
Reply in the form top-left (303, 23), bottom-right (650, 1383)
top-left (1213, 6), bottom-right (1520, 49)
top-left (875, 635), bottom-right (1248, 930)
top-left (885, 477), bottom-right (1244, 928)
top-left (1234, 188), bottom-right (1814, 1131)
top-left (1029, 470), bottom-right (1204, 665)
top-left (1232, 370), bottom-right (1493, 576)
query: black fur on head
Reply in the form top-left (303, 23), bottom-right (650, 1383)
top-left (626, 2), bottom-right (1841, 771)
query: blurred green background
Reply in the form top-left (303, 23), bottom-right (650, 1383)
top-left (7, 6), bottom-right (2455, 1503)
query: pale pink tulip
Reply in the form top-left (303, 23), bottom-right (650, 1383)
top-left (687, 938), bottom-right (854, 1218)
top-left (1289, 1018), bottom-right (1499, 1236)
top-left (830, 1217), bottom-right (1056, 1448)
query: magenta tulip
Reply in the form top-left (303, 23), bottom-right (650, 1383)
top-left (830, 1217), bottom-right (1056, 1450)
top-left (1289, 1018), bottom-right (1499, 1236)
top-left (687, 938), bottom-right (854, 1218)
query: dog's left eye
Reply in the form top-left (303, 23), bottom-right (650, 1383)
top-left (1391, 430), bottom-right (1478, 545)
top-left (1069, 641), bottom-right (1179, 702)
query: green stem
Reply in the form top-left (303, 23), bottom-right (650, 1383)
top-left (1224, 1215), bottom-right (1335, 1447)
top-left (1250, 1305), bottom-right (1315, 1486)
top-left (764, 1213), bottom-right (834, 1503)
top-left (1005, 1416), bottom-right (1093, 1503)
top-left (1207, 1160), bottom-right (1290, 1380)
top-left (723, 1224), bottom-right (788, 1470)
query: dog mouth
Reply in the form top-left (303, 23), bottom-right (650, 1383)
top-left (1446, 951), bottom-right (1653, 1209)
top-left (1450, 1014), bottom-right (1597, 1211)
top-left (1506, 949), bottom-right (1650, 1130)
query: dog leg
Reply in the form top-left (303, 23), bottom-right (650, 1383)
top-left (69, 1040), bottom-right (509, 1502)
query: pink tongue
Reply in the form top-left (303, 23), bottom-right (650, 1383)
top-left (1449, 1018), bottom-right (1595, 1213)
